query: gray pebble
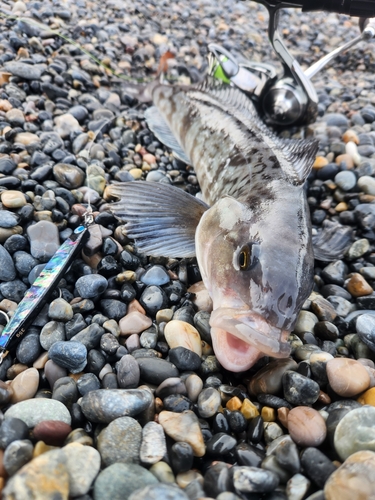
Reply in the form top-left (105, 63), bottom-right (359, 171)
top-left (97, 416), bottom-right (143, 467)
top-left (3, 439), bottom-right (34, 476)
top-left (141, 265), bottom-right (170, 286)
top-left (117, 355), bottom-right (140, 388)
top-left (140, 421), bottom-right (167, 465)
top-left (128, 483), bottom-right (189, 500)
top-left (75, 274), bottom-right (108, 299)
top-left (0, 245), bottom-right (16, 281)
top-left (94, 462), bottom-right (158, 500)
top-left (4, 399), bottom-right (71, 427)
top-left (334, 170), bottom-right (356, 191)
top-left (0, 211), bottom-right (18, 229)
top-left (48, 340), bottom-right (87, 373)
top-left (334, 406), bottom-right (375, 460)
top-left (81, 388), bottom-right (153, 424)
top-left (40, 321), bottom-right (66, 350)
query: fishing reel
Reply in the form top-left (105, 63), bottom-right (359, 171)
top-left (209, 0), bottom-right (375, 127)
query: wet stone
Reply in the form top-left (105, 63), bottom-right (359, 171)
top-left (159, 410), bottom-right (205, 457)
top-left (97, 416), bottom-right (143, 467)
top-left (288, 407), bottom-right (327, 447)
top-left (75, 274), bottom-right (108, 299)
top-left (117, 354), bottom-right (140, 388)
top-left (32, 420), bottom-right (72, 446)
top-left (141, 265), bottom-right (170, 285)
top-left (27, 221), bottom-right (60, 261)
top-left (283, 371), bottom-right (320, 405)
top-left (232, 466), bottom-right (279, 494)
top-left (77, 373), bottom-right (101, 396)
top-left (185, 374), bottom-right (204, 403)
top-left (44, 359), bottom-right (68, 390)
top-left (40, 321), bottom-right (66, 350)
top-left (10, 367), bottom-right (39, 403)
top-left (140, 285), bottom-right (168, 316)
top-left (140, 421), bottom-right (166, 465)
top-left (249, 358), bottom-right (298, 396)
top-left (326, 358), bottom-right (370, 397)
top-left (356, 314), bottom-right (375, 352)
top-left (321, 260), bottom-right (347, 285)
top-left (48, 298), bottom-right (73, 322)
top-left (81, 388), bottom-right (152, 424)
top-left (16, 332), bottom-right (42, 365)
top-left (0, 211), bottom-right (18, 229)
top-left (334, 406), bottom-right (375, 460)
top-left (2, 448), bottom-right (69, 500)
top-left (324, 450), bottom-right (375, 500)
top-left (206, 432), bottom-right (237, 456)
top-left (164, 320), bottom-right (202, 357)
top-left (52, 377), bottom-right (78, 410)
top-left (136, 357), bottom-right (179, 385)
top-left (4, 398), bottom-right (71, 427)
top-left (128, 482), bottom-right (189, 500)
top-left (346, 273), bottom-right (373, 297)
top-left (0, 245), bottom-right (16, 281)
top-left (48, 340), bottom-right (87, 373)
top-left (170, 442), bottom-right (194, 474)
top-left (0, 418), bottom-right (29, 449)
top-left (3, 439), bottom-right (34, 476)
top-left (65, 314), bottom-right (87, 339)
top-left (301, 447), bottom-right (337, 489)
top-left (13, 251), bottom-right (39, 276)
top-left (53, 163), bottom-right (85, 189)
top-left (70, 323), bottom-right (104, 350)
top-left (0, 280), bottom-right (28, 302)
top-left (93, 463), bottom-right (159, 500)
top-left (155, 377), bottom-right (187, 399)
top-left (197, 387), bottom-right (221, 418)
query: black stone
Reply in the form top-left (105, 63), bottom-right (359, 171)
top-left (300, 447), bottom-right (337, 488)
top-left (139, 285), bottom-right (168, 316)
top-left (52, 376), bottom-right (79, 410)
top-left (86, 349), bottom-right (107, 376)
top-left (3, 234), bottom-right (28, 254)
top-left (0, 279), bottom-right (28, 302)
top-left (163, 394), bottom-right (192, 413)
top-left (16, 332), bottom-right (42, 365)
top-left (274, 439), bottom-right (300, 474)
top-left (227, 411), bottom-right (247, 433)
top-left (77, 373), bottom-right (101, 396)
top-left (102, 372), bottom-right (118, 389)
top-left (213, 412), bottom-right (230, 434)
top-left (203, 462), bottom-right (232, 498)
top-left (70, 323), bottom-right (104, 350)
top-left (100, 333), bottom-right (120, 356)
top-left (235, 443), bottom-right (265, 467)
top-left (65, 314), bottom-right (87, 340)
top-left (119, 249), bottom-right (140, 271)
top-left (97, 256), bottom-right (121, 277)
top-left (256, 394), bottom-right (292, 410)
top-left (99, 299), bottom-right (127, 321)
top-left (170, 442), bottom-right (194, 474)
top-left (168, 346), bottom-right (201, 371)
top-left (206, 432), bottom-right (237, 456)
top-left (0, 418), bottom-right (29, 449)
top-left (120, 283), bottom-right (137, 303)
top-left (247, 415), bottom-right (264, 444)
top-left (314, 321), bottom-right (339, 341)
top-left (283, 370), bottom-right (320, 405)
top-left (136, 357), bottom-right (179, 385)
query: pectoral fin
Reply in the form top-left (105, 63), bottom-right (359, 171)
top-left (104, 181), bottom-right (209, 257)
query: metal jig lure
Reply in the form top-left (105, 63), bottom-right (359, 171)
top-left (0, 208), bottom-right (93, 364)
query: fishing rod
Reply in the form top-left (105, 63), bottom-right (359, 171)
top-left (209, 0), bottom-right (375, 126)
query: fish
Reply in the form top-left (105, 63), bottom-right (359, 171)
top-left (104, 79), bottom-right (319, 372)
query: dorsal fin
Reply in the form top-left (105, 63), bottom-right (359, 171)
top-left (191, 80), bottom-right (319, 185)
top-left (144, 106), bottom-right (191, 165)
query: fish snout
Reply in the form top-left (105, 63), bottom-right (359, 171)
top-left (209, 308), bottom-right (291, 372)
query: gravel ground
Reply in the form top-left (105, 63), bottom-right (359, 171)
top-left (0, 0), bottom-right (374, 499)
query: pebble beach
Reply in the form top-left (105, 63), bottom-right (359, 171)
top-left (0, 0), bottom-right (375, 499)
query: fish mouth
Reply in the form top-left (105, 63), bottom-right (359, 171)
top-left (210, 308), bottom-right (291, 372)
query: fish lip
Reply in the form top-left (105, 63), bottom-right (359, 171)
top-left (210, 307), bottom-right (291, 358)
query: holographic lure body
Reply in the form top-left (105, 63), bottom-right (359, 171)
top-left (0, 225), bottom-right (90, 362)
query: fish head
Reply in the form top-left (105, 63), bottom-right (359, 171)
top-left (195, 195), bottom-right (314, 372)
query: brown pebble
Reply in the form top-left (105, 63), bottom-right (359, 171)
top-left (318, 391), bottom-right (331, 404)
top-left (155, 397), bottom-right (164, 413)
top-left (287, 406), bottom-right (327, 447)
top-left (324, 450), bottom-right (375, 500)
top-left (127, 299), bottom-right (146, 315)
top-left (32, 441), bottom-right (58, 458)
top-left (10, 367), bottom-right (39, 403)
top-left (226, 396), bottom-right (242, 411)
top-left (119, 311), bottom-right (152, 335)
top-left (335, 153), bottom-right (354, 169)
top-left (313, 156), bottom-right (329, 169)
top-left (6, 363), bottom-right (28, 380)
top-left (342, 130), bottom-right (359, 144)
top-left (32, 421), bottom-right (72, 447)
top-left (187, 281), bottom-right (213, 312)
top-left (0, 449), bottom-right (7, 479)
top-left (277, 407), bottom-right (289, 428)
top-left (326, 358), bottom-right (370, 397)
top-left (261, 406), bottom-right (276, 422)
top-left (346, 273), bottom-right (373, 297)
top-left (0, 190), bottom-right (26, 208)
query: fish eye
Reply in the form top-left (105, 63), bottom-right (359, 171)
top-left (238, 242), bottom-right (259, 271)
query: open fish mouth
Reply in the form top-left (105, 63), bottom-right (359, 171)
top-left (210, 308), bottom-right (291, 372)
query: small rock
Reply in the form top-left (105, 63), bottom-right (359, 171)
top-left (119, 311), bottom-right (152, 335)
top-left (97, 416), bottom-right (142, 467)
top-left (288, 407), bottom-right (327, 447)
top-left (4, 398), bottom-right (71, 427)
top-left (164, 320), bottom-right (202, 357)
top-left (334, 406), bottom-right (375, 460)
top-left (140, 421), bottom-right (167, 465)
top-left (27, 221), bottom-right (60, 261)
top-left (326, 358), bottom-right (370, 397)
top-left (159, 410), bottom-right (205, 457)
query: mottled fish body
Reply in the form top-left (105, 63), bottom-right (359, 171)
top-left (105, 81), bottom-right (319, 372)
